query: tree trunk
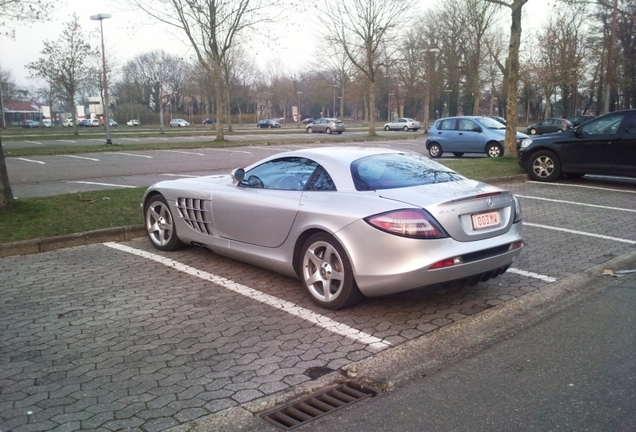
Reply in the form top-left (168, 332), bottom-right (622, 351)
top-left (0, 138), bottom-right (14, 210)
top-left (368, 80), bottom-right (377, 135)
top-left (503, 2), bottom-right (524, 158)
top-left (214, 67), bottom-right (225, 141)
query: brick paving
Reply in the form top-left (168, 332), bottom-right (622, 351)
top-left (1, 179), bottom-right (635, 431)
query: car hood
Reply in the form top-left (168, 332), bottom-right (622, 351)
top-left (488, 128), bottom-right (528, 140)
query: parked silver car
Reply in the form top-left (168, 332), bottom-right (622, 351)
top-left (142, 147), bottom-right (524, 309)
top-left (306, 118), bottom-right (345, 134)
top-left (384, 117), bottom-right (421, 131)
top-left (170, 118), bottom-right (190, 127)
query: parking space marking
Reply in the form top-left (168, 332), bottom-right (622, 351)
top-left (57, 139), bottom-right (76, 143)
top-left (118, 152), bottom-right (153, 158)
top-left (16, 157), bottom-right (46, 164)
top-left (162, 150), bottom-right (205, 156)
top-left (25, 140), bottom-right (42, 145)
top-left (61, 154), bottom-right (100, 161)
top-left (212, 148), bottom-right (253, 154)
top-left (517, 195), bottom-right (636, 213)
top-left (508, 267), bottom-right (557, 283)
top-left (104, 242), bottom-right (392, 351)
top-left (528, 181), bottom-right (636, 194)
top-left (525, 222), bottom-right (636, 245)
top-left (121, 138), bottom-right (140, 141)
top-left (68, 181), bottom-right (138, 188)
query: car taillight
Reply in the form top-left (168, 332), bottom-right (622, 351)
top-left (365, 209), bottom-right (449, 239)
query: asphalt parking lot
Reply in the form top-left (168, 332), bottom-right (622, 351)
top-left (1, 175), bottom-right (635, 431)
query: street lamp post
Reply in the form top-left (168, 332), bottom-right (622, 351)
top-left (332, 85), bottom-right (338, 118)
top-left (90, 13), bottom-right (112, 145)
top-left (444, 89), bottom-right (452, 117)
top-left (424, 48), bottom-right (439, 133)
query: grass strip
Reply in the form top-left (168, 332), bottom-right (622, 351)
top-left (0, 157), bottom-right (525, 243)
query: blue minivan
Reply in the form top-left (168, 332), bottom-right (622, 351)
top-left (426, 116), bottom-right (528, 158)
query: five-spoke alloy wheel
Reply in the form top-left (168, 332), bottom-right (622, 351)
top-left (144, 194), bottom-right (185, 251)
top-left (300, 233), bottom-right (363, 309)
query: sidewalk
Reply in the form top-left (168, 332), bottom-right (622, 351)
top-left (164, 252), bottom-right (636, 432)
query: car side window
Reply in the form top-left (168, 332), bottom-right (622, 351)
top-left (305, 166), bottom-right (337, 191)
top-left (439, 119), bottom-right (456, 130)
top-left (580, 115), bottom-right (625, 136)
top-left (623, 115), bottom-right (636, 134)
top-left (458, 119), bottom-right (477, 131)
top-left (244, 157), bottom-right (319, 190)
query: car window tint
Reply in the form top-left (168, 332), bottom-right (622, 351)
top-left (245, 157), bottom-right (318, 190)
top-left (623, 115), bottom-right (636, 133)
top-left (581, 114), bottom-right (625, 135)
top-left (351, 153), bottom-right (463, 191)
top-left (306, 166), bottom-right (337, 191)
top-left (438, 119), bottom-right (456, 130)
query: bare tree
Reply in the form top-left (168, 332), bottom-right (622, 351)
top-left (1, 0), bottom-right (55, 210)
top-left (484, 0), bottom-right (530, 157)
top-left (320, 0), bottom-right (408, 135)
top-left (26, 13), bottom-right (99, 136)
top-left (131, 0), bottom-right (282, 141)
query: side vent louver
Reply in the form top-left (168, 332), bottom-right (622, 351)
top-left (176, 198), bottom-right (212, 235)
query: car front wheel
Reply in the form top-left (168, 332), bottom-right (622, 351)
top-left (144, 194), bottom-right (185, 251)
top-left (429, 143), bottom-right (443, 158)
top-left (384, 125), bottom-right (390, 131)
top-left (528, 150), bottom-right (561, 182)
top-left (300, 233), bottom-right (363, 310)
top-left (486, 143), bottom-right (503, 158)
top-left (307, 127), bottom-right (313, 133)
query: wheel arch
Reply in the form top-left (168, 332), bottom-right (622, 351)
top-left (292, 228), bottom-right (349, 278)
top-left (485, 140), bottom-right (504, 154)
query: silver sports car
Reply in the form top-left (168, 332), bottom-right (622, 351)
top-left (142, 147), bottom-right (524, 309)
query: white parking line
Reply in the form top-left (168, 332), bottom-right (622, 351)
top-left (121, 138), bottom-right (140, 141)
top-left (61, 155), bottom-right (100, 161)
top-left (103, 242), bottom-right (391, 351)
top-left (16, 158), bottom-right (46, 164)
top-left (525, 222), bottom-right (636, 245)
top-left (528, 181), bottom-right (636, 194)
top-left (162, 150), bottom-right (205, 156)
top-left (57, 140), bottom-right (76, 143)
top-left (25, 141), bottom-right (42, 145)
top-left (118, 152), bottom-right (153, 159)
top-left (516, 195), bottom-right (636, 213)
top-left (68, 181), bottom-right (137, 188)
top-left (213, 148), bottom-right (253, 154)
top-left (508, 268), bottom-right (557, 283)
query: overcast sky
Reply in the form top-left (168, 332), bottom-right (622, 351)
top-left (1, 0), bottom-right (551, 90)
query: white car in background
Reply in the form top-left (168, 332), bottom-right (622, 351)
top-left (170, 118), bottom-right (190, 127)
top-left (384, 117), bottom-right (421, 131)
top-left (63, 119), bottom-right (74, 127)
top-left (42, 119), bottom-right (52, 127)
top-left (127, 119), bottom-right (140, 126)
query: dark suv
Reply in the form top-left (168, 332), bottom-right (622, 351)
top-left (518, 109), bottom-right (636, 182)
top-left (257, 119), bottom-right (281, 128)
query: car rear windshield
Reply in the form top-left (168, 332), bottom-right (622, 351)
top-left (351, 153), bottom-right (463, 191)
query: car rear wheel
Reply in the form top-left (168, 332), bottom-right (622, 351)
top-left (144, 194), bottom-right (185, 251)
top-left (453, 152), bottom-right (464, 157)
top-left (429, 143), bottom-right (443, 158)
top-left (528, 150), bottom-right (561, 182)
top-left (403, 126), bottom-right (409, 131)
top-left (300, 233), bottom-right (363, 310)
top-left (326, 127), bottom-right (332, 134)
top-left (486, 143), bottom-right (503, 158)
top-left (529, 128), bottom-right (537, 135)
top-left (384, 125), bottom-right (390, 131)
top-left (307, 127), bottom-right (313, 133)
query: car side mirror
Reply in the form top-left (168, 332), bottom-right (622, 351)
top-left (473, 126), bottom-right (482, 132)
top-left (232, 168), bottom-right (245, 183)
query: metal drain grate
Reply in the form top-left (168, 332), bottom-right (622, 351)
top-left (259, 382), bottom-right (377, 430)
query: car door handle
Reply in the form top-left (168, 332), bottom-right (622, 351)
top-left (459, 133), bottom-right (464, 135)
